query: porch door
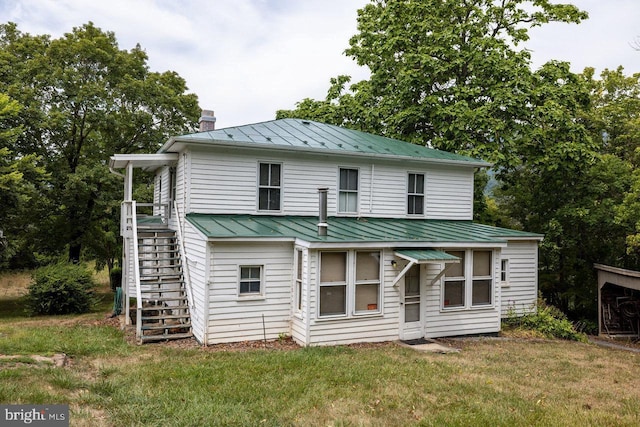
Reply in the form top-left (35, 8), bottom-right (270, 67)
top-left (400, 264), bottom-right (423, 340)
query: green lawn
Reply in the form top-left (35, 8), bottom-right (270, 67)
top-left (0, 288), bottom-right (639, 426)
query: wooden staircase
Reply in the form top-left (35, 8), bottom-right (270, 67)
top-left (136, 228), bottom-right (192, 343)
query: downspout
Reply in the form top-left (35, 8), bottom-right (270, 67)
top-left (109, 166), bottom-right (125, 178)
top-left (369, 164), bottom-right (374, 213)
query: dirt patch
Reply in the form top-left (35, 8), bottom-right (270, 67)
top-left (101, 313), bottom-right (399, 352)
top-left (0, 271), bottom-right (32, 298)
top-left (0, 353), bottom-right (68, 367)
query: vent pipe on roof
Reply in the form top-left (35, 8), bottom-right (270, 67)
top-left (318, 187), bottom-right (328, 236)
top-left (199, 109), bottom-right (216, 132)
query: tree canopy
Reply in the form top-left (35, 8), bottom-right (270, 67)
top-left (278, 0), bottom-right (640, 324)
top-left (278, 0), bottom-right (588, 172)
top-left (0, 22), bottom-right (200, 267)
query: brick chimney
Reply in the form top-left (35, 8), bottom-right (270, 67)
top-left (199, 109), bottom-right (216, 132)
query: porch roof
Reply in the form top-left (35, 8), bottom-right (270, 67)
top-left (186, 214), bottom-right (543, 245)
top-left (109, 153), bottom-right (178, 170)
top-left (394, 249), bottom-right (461, 263)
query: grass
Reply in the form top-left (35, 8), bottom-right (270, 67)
top-left (1, 271), bottom-right (640, 426)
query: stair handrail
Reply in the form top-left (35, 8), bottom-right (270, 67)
top-left (174, 202), bottom-right (195, 314)
top-left (131, 200), bottom-right (143, 341)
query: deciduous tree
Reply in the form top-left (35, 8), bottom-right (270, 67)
top-left (0, 22), bottom-right (200, 266)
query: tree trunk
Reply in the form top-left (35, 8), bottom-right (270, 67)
top-left (68, 243), bottom-right (81, 264)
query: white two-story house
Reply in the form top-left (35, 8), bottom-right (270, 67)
top-left (109, 118), bottom-right (542, 345)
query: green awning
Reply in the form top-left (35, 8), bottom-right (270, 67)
top-left (394, 250), bottom-right (460, 264)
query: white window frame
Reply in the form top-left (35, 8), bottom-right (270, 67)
top-left (354, 251), bottom-right (382, 315)
top-left (441, 249), bottom-right (495, 311)
top-left (317, 250), bottom-right (382, 319)
top-left (471, 250), bottom-right (493, 307)
top-left (338, 167), bottom-right (359, 214)
top-left (257, 162), bottom-right (282, 212)
top-left (238, 265), bottom-right (263, 297)
top-left (407, 172), bottom-right (425, 216)
top-left (500, 258), bottom-right (510, 287)
top-left (294, 248), bottom-right (303, 313)
top-left (443, 250), bottom-right (466, 309)
top-left (318, 251), bottom-right (348, 318)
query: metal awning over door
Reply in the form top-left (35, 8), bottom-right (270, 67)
top-left (392, 249), bottom-right (460, 287)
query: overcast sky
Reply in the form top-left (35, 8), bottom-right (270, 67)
top-left (3, 0), bottom-right (640, 129)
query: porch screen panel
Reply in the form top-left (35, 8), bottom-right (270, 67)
top-left (405, 264), bottom-right (420, 322)
top-left (355, 251), bottom-right (381, 312)
top-left (472, 250), bottom-right (492, 306)
top-left (320, 252), bottom-right (346, 282)
top-left (319, 252), bottom-right (347, 316)
top-left (444, 251), bottom-right (465, 307)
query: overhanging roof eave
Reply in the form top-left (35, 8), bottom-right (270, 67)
top-left (109, 153), bottom-right (179, 170)
top-left (160, 137), bottom-right (491, 168)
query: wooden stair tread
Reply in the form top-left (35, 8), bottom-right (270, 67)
top-left (141, 314), bottom-right (190, 321)
top-left (141, 323), bottom-right (191, 331)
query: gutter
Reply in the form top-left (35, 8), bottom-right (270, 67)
top-left (109, 165), bottom-right (125, 178)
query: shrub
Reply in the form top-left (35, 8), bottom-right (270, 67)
top-left (504, 298), bottom-right (588, 342)
top-left (27, 263), bottom-right (98, 315)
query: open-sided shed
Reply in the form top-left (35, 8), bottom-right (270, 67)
top-left (596, 264), bottom-right (640, 338)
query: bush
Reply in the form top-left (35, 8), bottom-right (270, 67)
top-left (504, 298), bottom-right (588, 342)
top-left (27, 263), bottom-right (98, 315)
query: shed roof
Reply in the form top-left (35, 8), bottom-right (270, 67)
top-left (161, 119), bottom-right (490, 167)
top-left (186, 214), bottom-right (542, 246)
top-left (395, 249), bottom-right (461, 263)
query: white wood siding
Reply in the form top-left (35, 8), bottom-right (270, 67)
top-left (290, 247), bottom-right (308, 345)
top-left (207, 242), bottom-right (293, 344)
top-left (153, 167), bottom-right (171, 217)
top-left (500, 241), bottom-right (539, 316)
top-left (370, 165), bottom-right (406, 217)
top-left (182, 220), bottom-right (208, 343)
top-left (189, 150), bottom-right (256, 214)
top-left (424, 252), bottom-right (502, 338)
top-left (425, 166), bottom-right (474, 220)
top-left (153, 170), bottom-right (161, 213)
top-left (305, 249), bottom-right (400, 346)
top-left (185, 147), bottom-right (473, 219)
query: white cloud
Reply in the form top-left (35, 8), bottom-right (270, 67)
top-left (4, 0), bottom-right (640, 129)
top-left (526, 0), bottom-right (640, 74)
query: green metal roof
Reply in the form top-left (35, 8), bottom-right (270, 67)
top-left (186, 214), bottom-right (542, 245)
top-left (395, 249), bottom-right (461, 263)
top-left (163, 119), bottom-right (489, 167)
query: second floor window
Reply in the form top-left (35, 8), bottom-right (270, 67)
top-left (339, 168), bottom-right (358, 213)
top-left (407, 173), bottom-right (424, 215)
top-left (258, 163), bottom-right (281, 211)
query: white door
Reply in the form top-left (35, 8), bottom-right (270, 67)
top-left (400, 264), bottom-right (423, 340)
